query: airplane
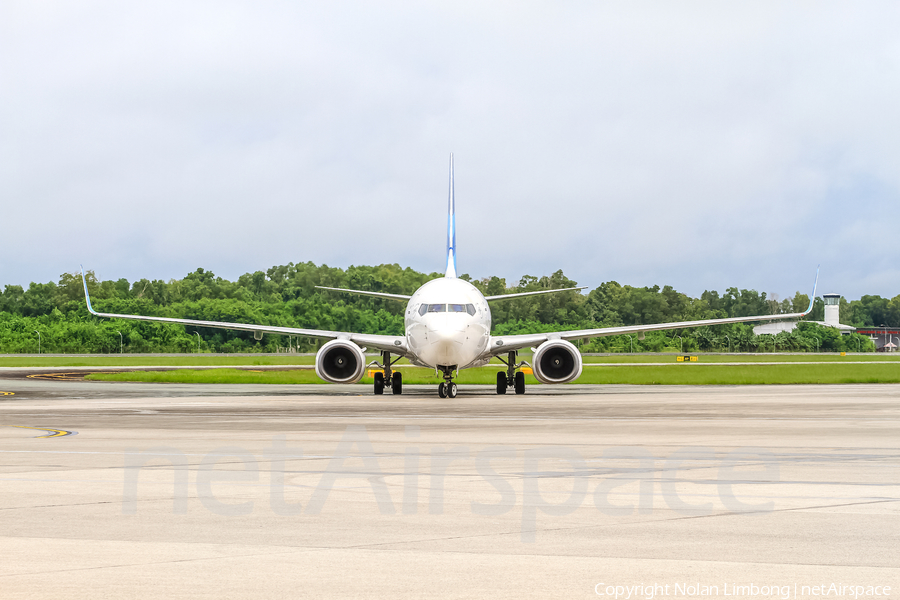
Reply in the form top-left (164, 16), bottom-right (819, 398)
top-left (81, 154), bottom-right (818, 398)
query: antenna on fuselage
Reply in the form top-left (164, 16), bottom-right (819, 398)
top-left (445, 153), bottom-right (457, 278)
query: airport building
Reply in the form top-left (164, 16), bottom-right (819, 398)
top-left (854, 327), bottom-right (900, 352)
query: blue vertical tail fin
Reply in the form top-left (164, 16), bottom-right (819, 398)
top-left (445, 153), bottom-right (457, 278)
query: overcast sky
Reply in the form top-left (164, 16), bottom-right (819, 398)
top-left (2, 2), bottom-right (899, 300)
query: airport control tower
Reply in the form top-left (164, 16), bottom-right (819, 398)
top-left (823, 293), bottom-right (841, 327)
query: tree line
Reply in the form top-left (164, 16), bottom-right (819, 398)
top-left (0, 262), bottom-right (888, 354)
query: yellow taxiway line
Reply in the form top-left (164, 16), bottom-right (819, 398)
top-left (12, 426), bottom-right (77, 438)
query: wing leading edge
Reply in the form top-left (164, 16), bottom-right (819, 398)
top-left (485, 269), bottom-right (820, 355)
top-left (80, 267), bottom-right (409, 355)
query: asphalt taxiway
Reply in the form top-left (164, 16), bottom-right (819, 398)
top-left (1, 376), bottom-right (898, 599)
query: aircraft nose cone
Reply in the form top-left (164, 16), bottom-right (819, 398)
top-left (432, 327), bottom-right (465, 346)
top-left (424, 328), bottom-right (465, 366)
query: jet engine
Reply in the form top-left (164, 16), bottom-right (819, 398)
top-left (532, 339), bottom-right (583, 384)
top-left (315, 340), bottom-right (366, 384)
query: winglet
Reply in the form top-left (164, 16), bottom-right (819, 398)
top-left (445, 153), bottom-right (457, 278)
top-left (801, 265), bottom-right (819, 316)
top-left (80, 265), bottom-right (98, 316)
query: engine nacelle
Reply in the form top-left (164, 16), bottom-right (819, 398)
top-left (532, 339), bottom-right (583, 384)
top-left (315, 340), bottom-right (366, 384)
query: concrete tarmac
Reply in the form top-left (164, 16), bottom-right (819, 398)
top-left (0, 377), bottom-right (898, 599)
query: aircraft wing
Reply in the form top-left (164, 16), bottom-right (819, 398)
top-left (486, 311), bottom-right (811, 354)
top-left (81, 268), bottom-right (410, 356)
top-left (485, 270), bottom-right (820, 356)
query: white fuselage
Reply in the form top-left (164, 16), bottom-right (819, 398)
top-left (403, 278), bottom-right (492, 370)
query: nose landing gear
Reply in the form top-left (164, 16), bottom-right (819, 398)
top-left (437, 366), bottom-right (458, 398)
top-left (496, 351), bottom-right (528, 395)
top-left (438, 381), bottom-right (458, 398)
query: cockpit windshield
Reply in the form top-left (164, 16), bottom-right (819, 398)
top-left (417, 303), bottom-right (477, 316)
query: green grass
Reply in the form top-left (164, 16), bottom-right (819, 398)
top-left (581, 354), bottom-right (899, 363)
top-left (0, 355), bottom-right (316, 367)
top-left (84, 362), bottom-right (900, 385)
top-left (576, 363), bottom-right (900, 384)
top-left (86, 368), bottom-right (326, 384)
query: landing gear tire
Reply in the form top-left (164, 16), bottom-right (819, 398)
top-left (447, 382), bottom-right (458, 398)
top-left (391, 372), bottom-right (402, 395)
top-left (374, 372), bottom-right (384, 395)
top-left (514, 371), bottom-right (525, 395)
top-left (496, 371), bottom-right (507, 395)
top-left (438, 382), bottom-right (447, 398)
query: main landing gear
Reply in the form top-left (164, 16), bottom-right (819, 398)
top-left (496, 351), bottom-right (527, 395)
top-left (372, 351), bottom-right (402, 395)
top-left (437, 366), bottom-right (458, 398)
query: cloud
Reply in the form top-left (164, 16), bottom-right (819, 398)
top-left (2, 1), bottom-right (899, 299)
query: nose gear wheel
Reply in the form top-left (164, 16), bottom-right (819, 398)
top-left (438, 382), bottom-right (458, 398)
top-left (437, 366), bottom-right (458, 398)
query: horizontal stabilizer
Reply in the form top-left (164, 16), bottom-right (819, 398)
top-left (485, 286), bottom-right (588, 302)
top-left (315, 286), bottom-right (411, 301)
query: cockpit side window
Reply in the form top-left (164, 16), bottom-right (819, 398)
top-left (466, 303), bottom-right (476, 316)
top-left (418, 304), bottom-right (427, 316)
